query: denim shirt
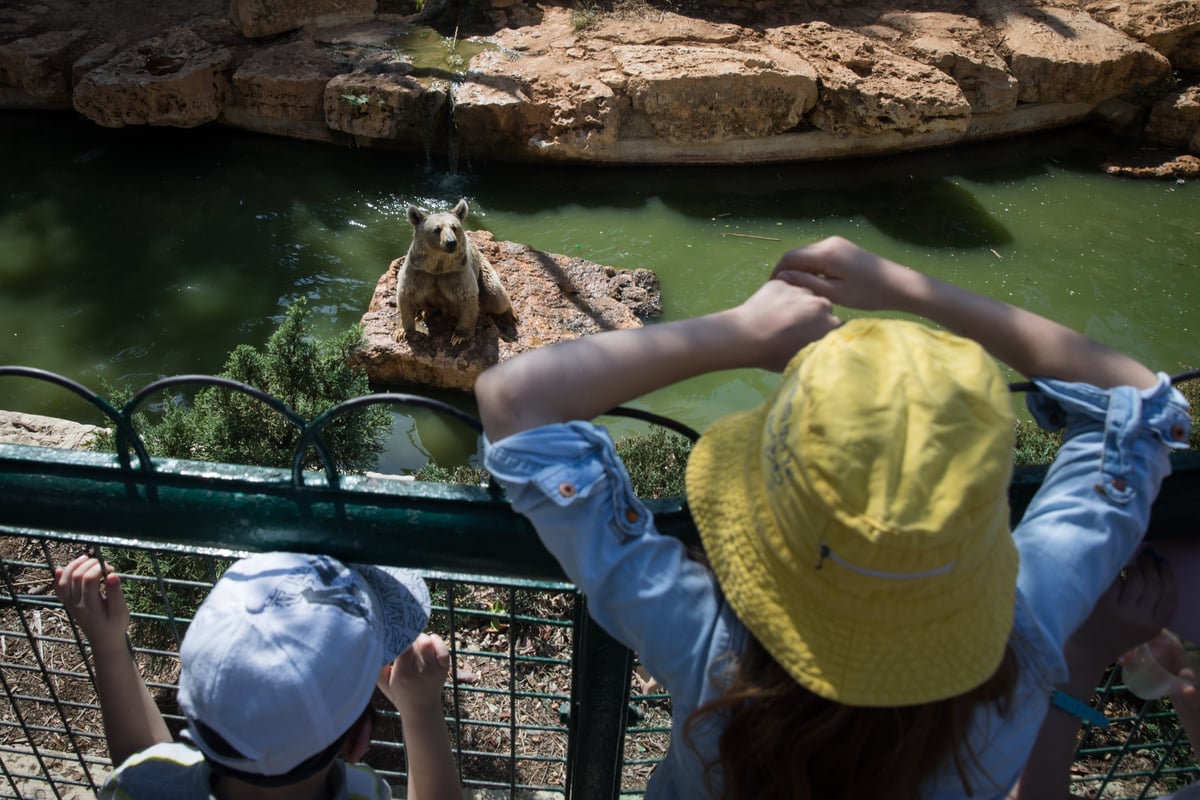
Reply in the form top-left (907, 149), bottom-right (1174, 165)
top-left (483, 374), bottom-right (1189, 800)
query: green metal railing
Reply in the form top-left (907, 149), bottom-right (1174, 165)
top-left (1, 367), bottom-right (1198, 798)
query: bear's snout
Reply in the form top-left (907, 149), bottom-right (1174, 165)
top-left (443, 238), bottom-right (458, 253)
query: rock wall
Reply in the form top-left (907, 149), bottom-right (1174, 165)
top-left (1, 0), bottom-right (1198, 164)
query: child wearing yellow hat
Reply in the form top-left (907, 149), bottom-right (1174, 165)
top-left (476, 235), bottom-right (1191, 799)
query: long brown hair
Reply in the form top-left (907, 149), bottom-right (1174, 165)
top-left (684, 634), bottom-right (1020, 800)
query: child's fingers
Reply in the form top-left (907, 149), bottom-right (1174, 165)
top-left (79, 559), bottom-right (106, 602)
top-left (103, 571), bottom-right (128, 617)
top-left (54, 556), bottom-right (89, 604)
top-left (772, 270), bottom-right (832, 295)
top-left (422, 633), bottom-right (451, 671)
top-left (411, 633), bottom-right (449, 672)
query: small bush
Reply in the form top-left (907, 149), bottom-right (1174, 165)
top-left (1175, 368), bottom-right (1200, 451)
top-left (615, 427), bottom-right (693, 499)
top-left (1014, 419), bottom-right (1064, 466)
top-left (414, 463), bottom-right (491, 485)
top-left (570, 0), bottom-right (601, 30)
top-left (97, 299), bottom-right (391, 473)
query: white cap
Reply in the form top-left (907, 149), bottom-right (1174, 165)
top-left (177, 552), bottom-right (430, 777)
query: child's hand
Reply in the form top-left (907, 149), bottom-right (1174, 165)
top-left (53, 556), bottom-right (130, 656)
top-left (1067, 550), bottom-right (1177, 669)
top-left (377, 633), bottom-right (451, 717)
top-left (770, 236), bottom-right (911, 312)
top-left (731, 276), bottom-right (841, 372)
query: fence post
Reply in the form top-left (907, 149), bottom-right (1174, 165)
top-left (566, 596), bottom-right (634, 800)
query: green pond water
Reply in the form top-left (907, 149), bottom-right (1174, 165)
top-left (1, 112), bottom-right (1197, 471)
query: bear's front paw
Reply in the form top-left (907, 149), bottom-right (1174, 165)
top-left (396, 325), bottom-right (422, 343)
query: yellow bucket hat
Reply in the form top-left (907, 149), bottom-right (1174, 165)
top-left (686, 318), bottom-right (1018, 707)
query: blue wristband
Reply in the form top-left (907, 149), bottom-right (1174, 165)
top-left (1051, 689), bottom-right (1109, 729)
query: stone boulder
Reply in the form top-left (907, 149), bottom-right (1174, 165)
top-left (230, 0), bottom-right (376, 39)
top-left (223, 40), bottom-right (344, 142)
top-left (349, 231), bottom-right (661, 391)
top-left (1081, 0), bottom-right (1200, 71)
top-left (0, 411), bottom-right (103, 450)
top-left (1145, 85), bottom-right (1200, 151)
top-left (864, 12), bottom-right (1018, 116)
top-left (73, 27), bottom-right (233, 128)
top-left (0, 29), bottom-right (89, 108)
top-left (768, 22), bottom-right (972, 136)
top-left (983, 4), bottom-right (1173, 104)
top-left (615, 44), bottom-right (818, 143)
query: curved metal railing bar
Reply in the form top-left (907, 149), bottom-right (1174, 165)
top-left (0, 366), bottom-right (152, 473)
top-left (3, 364), bottom-right (1195, 501)
top-left (603, 406), bottom-right (702, 443)
top-left (124, 374), bottom-right (335, 483)
top-left (292, 392), bottom-right (485, 489)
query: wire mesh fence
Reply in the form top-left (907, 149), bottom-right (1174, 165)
top-left (0, 534), bottom-right (608, 799)
top-left (5, 531), bottom-right (1200, 799)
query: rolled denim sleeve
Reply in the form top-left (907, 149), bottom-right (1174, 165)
top-left (1015, 372), bottom-right (1190, 651)
top-left (483, 422), bottom-right (728, 699)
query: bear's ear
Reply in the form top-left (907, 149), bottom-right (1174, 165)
top-left (407, 206), bottom-right (426, 227)
top-left (452, 198), bottom-right (469, 221)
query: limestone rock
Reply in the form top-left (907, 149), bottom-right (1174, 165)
top-left (984, 4), bottom-right (1173, 104)
top-left (453, 49), bottom-right (620, 161)
top-left (615, 44), bottom-right (818, 143)
top-left (72, 27), bottom-right (233, 128)
top-left (349, 231), bottom-right (660, 391)
top-left (325, 67), bottom-right (449, 143)
top-left (0, 411), bottom-right (103, 451)
top-left (230, 0), bottom-right (377, 39)
top-left (1145, 85), bottom-right (1200, 151)
top-left (770, 22), bottom-right (972, 136)
top-left (1081, 0), bottom-right (1200, 70)
top-left (866, 12), bottom-right (1018, 116)
top-left (0, 29), bottom-right (89, 107)
top-left (232, 40), bottom-right (343, 122)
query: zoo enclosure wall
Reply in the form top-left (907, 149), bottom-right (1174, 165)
top-left (1, 441), bottom-right (1199, 798)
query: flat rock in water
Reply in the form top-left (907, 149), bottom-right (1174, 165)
top-left (349, 231), bottom-right (661, 392)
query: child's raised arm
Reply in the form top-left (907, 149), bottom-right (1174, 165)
top-left (476, 277), bottom-right (841, 441)
top-left (772, 236), bottom-right (1158, 390)
top-left (54, 556), bottom-right (171, 766)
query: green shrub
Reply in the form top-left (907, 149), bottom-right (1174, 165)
top-left (1175, 370), bottom-right (1200, 451)
top-left (615, 426), bottom-right (693, 499)
top-left (97, 299), bottom-right (391, 473)
top-left (570, 0), bottom-right (601, 30)
top-left (413, 463), bottom-right (491, 485)
top-left (1014, 419), bottom-right (1064, 466)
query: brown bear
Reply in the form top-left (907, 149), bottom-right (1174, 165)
top-left (395, 198), bottom-right (517, 346)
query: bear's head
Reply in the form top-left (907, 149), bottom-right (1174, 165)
top-left (407, 198), bottom-right (470, 255)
